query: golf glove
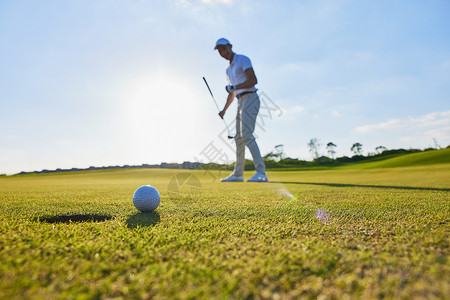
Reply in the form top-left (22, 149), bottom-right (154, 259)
top-left (225, 85), bottom-right (236, 93)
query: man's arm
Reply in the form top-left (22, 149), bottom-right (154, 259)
top-left (219, 91), bottom-right (235, 119)
top-left (235, 68), bottom-right (257, 90)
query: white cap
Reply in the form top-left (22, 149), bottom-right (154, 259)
top-left (214, 38), bottom-right (230, 50)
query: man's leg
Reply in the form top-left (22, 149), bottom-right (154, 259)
top-left (241, 93), bottom-right (266, 175)
top-left (247, 140), bottom-right (265, 175)
top-left (234, 136), bottom-right (246, 177)
top-left (233, 101), bottom-right (246, 177)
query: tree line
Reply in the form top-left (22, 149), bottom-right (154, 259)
top-left (258, 138), bottom-right (448, 169)
top-left (306, 138), bottom-right (387, 159)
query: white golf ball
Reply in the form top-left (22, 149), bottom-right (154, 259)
top-left (133, 185), bottom-right (160, 212)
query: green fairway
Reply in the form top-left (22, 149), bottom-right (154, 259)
top-left (340, 148), bottom-right (450, 169)
top-left (1, 165), bottom-right (449, 299)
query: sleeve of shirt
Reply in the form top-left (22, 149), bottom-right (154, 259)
top-left (241, 55), bottom-right (253, 71)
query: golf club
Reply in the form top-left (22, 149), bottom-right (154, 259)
top-left (202, 77), bottom-right (234, 139)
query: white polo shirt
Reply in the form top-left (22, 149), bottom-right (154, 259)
top-left (226, 53), bottom-right (258, 96)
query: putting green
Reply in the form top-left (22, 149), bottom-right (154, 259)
top-left (0, 164), bottom-right (449, 299)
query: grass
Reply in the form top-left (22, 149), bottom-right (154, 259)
top-left (0, 165), bottom-right (449, 299)
top-left (341, 148), bottom-right (450, 169)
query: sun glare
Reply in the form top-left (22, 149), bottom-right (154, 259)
top-left (116, 70), bottom-right (208, 163)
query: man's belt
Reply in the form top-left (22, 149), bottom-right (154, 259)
top-left (236, 91), bottom-right (256, 99)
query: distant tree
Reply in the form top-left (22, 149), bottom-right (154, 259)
top-left (375, 146), bottom-right (387, 154)
top-left (263, 151), bottom-right (277, 161)
top-left (274, 144), bottom-right (286, 161)
top-left (326, 142), bottom-right (337, 159)
top-left (433, 138), bottom-right (441, 149)
top-left (264, 144), bottom-right (286, 161)
top-left (351, 142), bottom-right (363, 155)
top-left (308, 138), bottom-right (321, 159)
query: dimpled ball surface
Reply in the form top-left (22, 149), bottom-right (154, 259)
top-left (133, 185), bottom-right (160, 212)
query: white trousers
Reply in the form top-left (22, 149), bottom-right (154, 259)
top-left (233, 92), bottom-right (266, 176)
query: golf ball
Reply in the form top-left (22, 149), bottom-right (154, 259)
top-left (133, 185), bottom-right (160, 212)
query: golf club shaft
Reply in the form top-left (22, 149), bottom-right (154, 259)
top-left (202, 77), bottom-right (221, 112)
top-left (203, 77), bottom-right (234, 138)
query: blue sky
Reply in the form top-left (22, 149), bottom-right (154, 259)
top-left (1, 0), bottom-right (449, 174)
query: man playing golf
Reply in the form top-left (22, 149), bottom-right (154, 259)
top-left (214, 38), bottom-right (268, 182)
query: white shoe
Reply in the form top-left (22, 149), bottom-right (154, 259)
top-left (221, 174), bottom-right (244, 182)
top-left (247, 173), bottom-right (268, 182)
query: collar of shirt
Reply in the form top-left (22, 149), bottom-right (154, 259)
top-left (230, 53), bottom-right (237, 66)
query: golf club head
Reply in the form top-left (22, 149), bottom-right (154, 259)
top-left (228, 135), bottom-right (234, 139)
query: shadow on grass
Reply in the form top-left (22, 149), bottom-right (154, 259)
top-left (37, 214), bottom-right (113, 224)
top-left (270, 181), bottom-right (450, 192)
top-left (126, 211), bottom-right (160, 229)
